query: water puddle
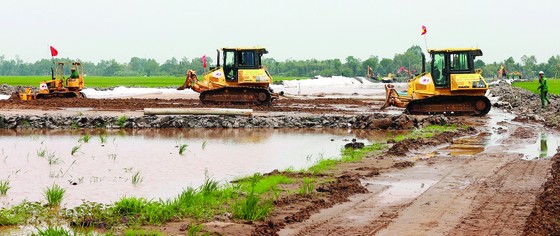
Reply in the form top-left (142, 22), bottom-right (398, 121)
top-left (412, 108), bottom-right (560, 160)
top-left (0, 128), bottom-right (395, 208)
top-left (362, 165), bottom-right (440, 205)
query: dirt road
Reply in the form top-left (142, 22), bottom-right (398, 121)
top-left (278, 116), bottom-right (554, 236)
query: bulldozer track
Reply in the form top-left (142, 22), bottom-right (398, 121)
top-left (406, 95), bottom-right (491, 116)
top-left (199, 86), bottom-right (275, 105)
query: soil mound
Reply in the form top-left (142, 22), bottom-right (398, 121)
top-left (523, 151), bottom-right (560, 235)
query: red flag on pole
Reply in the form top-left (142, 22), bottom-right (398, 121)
top-left (201, 55), bottom-right (207, 68)
top-left (421, 25), bottom-right (427, 35)
top-left (50, 46), bottom-right (58, 57)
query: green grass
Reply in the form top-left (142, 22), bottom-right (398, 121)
top-left (231, 174), bottom-right (274, 221)
top-left (132, 171), bottom-right (143, 185)
top-left (36, 148), bottom-right (47, 157)
top-left (393, 124), bottom-right (459, 142)
top-left (0, 180), bottom-right (10, 195)
top-left (0, 76), bottom-right (185, 88)
top-left (34, 226), bottom-right (72, 236)
top-left (0, 75), bottom-right (307, 88)
top-left (179, 144), bottom-right (188, 155)
top-left (513, 79), bottom-right (560, 94)
top-left (79, 134), bottom-right (91, 143)
top-left (43, 184), bottom-right (66, 207)
top-left (308, 143), bottom-right (385, 174)
top-left (116, 116), bottom-right (127, 128)
top-left (124, 229), bottom-right (163, 236)
top-left (0, 201), bottom-right (43, 226)
top-left (298, 177), bottom-right (315, 195)
top-left (70, 145), bottom-right (81, 156)
top-left (99, 134), bottom-right (108, 144)
top-left (235, 173), bottom-right (293, 195)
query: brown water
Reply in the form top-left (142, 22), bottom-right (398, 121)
top-left (0, 128), bottom-right (392, 208)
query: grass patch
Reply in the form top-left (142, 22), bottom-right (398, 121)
top-left (298, 177), bottom-right (315, 195)
top-left (0, 201), bottom-right (43, 226)
top-left (116, 116), bottom-right (127, 128)
top-left (393, 124), bottom-right (459, 142)
top-left (0, 76), bottom-right (309, 88)
top-left (124, 229), bottom-right (163, 236)
top-left (43, 184), bottom-right (66, 207)
top-left (132, 171), bottom-right (143, 185)
top-left (46, 151), bottom-right (61, 165)
top-left (232, 174), bottom-right (274, 221)
top-left (70, 145), bottom-right (81, 156)
top-left (235, 173), bottom-right (293, 195)
top-left (36, 148), bottom-right (47, 157)
top-left (99, 134), bottom-right (108, 144)
top-left (0, 180), bottom-right (10, 195)
top-left (178, 144), bottom-right (188, 155)
top-left (513, 79), bottom-right (560, 95)
top-left (0, 76), bottom-right (186, 88)
top-left (79, 134), bottom-right (91, 143)
top-left (308, 143), bottom-right (385, 174)
top-left (34, 226), bottom-right (72, 236)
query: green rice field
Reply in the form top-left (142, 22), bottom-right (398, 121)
top-left (0, 76), bottom-right (307, 88)
top-left (512, 79), bottom-right (560, 95)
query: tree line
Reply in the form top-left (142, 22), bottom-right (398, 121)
top-left (1, 46), bottom-right (559, 79)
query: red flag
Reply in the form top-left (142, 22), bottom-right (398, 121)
top-left (421, 25), bottom-right (427, 35)
top-left (49, 46), bottom-right (58, 57)
top-left (201, 55), bottom-right (207, 68)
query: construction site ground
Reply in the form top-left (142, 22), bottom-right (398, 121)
top-left (0, 83), bottom-right (559, 235)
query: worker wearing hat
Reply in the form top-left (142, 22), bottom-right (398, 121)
top-left (537, 71), bottom-right (551, 108)
top-left (70, 67), bottom-right (79, 79)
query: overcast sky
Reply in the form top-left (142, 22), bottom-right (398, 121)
top-left (1, 0), bottom-right (558, 64)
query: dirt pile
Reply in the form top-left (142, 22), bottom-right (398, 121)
top-left (491, 82), bottom-right (560, 129)
top-left (523, 151), bottom-right (560, 235)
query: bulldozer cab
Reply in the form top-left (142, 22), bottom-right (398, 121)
top-left (54, 62), bottom-right (84, 91)
top-left (221, 48), bottom-right (267, 82)
top-left (429, 48), bottom-right (482, 88)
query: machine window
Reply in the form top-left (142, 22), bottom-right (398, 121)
top-left (432, 53), bottom-right (447, 87)
top-left (450, 53), bottom-right (470, 71)
top-left (239, 51), bottom-right (256, 67)
top-left (225, 51), bottom-right (235, 67)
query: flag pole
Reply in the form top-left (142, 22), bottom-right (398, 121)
top-left (423, 35), bottom-right (429, 53)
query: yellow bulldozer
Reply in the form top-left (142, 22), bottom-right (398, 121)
top-left (17, 61), bottom-right (85, 100)
top-left (381, 48), bottom-right (491, 115)
top-left (178, 47), bottom-right (279, 105)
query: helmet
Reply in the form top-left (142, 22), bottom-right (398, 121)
top-left (539, 71), bottom-right (544, 75)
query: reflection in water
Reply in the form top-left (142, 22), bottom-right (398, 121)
top-left (540, 133), bottom-right (548, 159)
top-left (0, 128), bottom-right (395, 208)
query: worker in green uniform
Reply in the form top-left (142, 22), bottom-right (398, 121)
top-left (70, 67), bottom-right (79, 79)
top-left (537, 71), bottom-right (551, 108)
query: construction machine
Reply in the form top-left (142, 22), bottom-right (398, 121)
top-left (17, 62), bottom-right (85, 100)
top-left (381, 73), bottom-right (395, 83)
top-left (380, 48), bottom-right (491, 115)
top-left (178, 47), bottom-right (279, 105)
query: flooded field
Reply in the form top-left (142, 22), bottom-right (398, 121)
top-left (0, 128), bottom-right (394, 208)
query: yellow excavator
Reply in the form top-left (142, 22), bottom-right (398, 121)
top-left (381, 48), bottom-right (491, 115)
top-left (178, 47), bottom-right (279, 105)
top-left (17, 62), bottom-right (85, 100)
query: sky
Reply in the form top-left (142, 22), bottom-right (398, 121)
top-left (0, 0), bottom-right (558, 64)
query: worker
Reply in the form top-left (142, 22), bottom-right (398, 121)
top-left (70, 67), bottom-right (79, 79)
top-left (537, 71), bottom-right (551, 108)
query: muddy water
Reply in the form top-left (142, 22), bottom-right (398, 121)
top-left (0, 128), bottom-right (393, 208)
top-left (414, 109), bottom-right (560, 160)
